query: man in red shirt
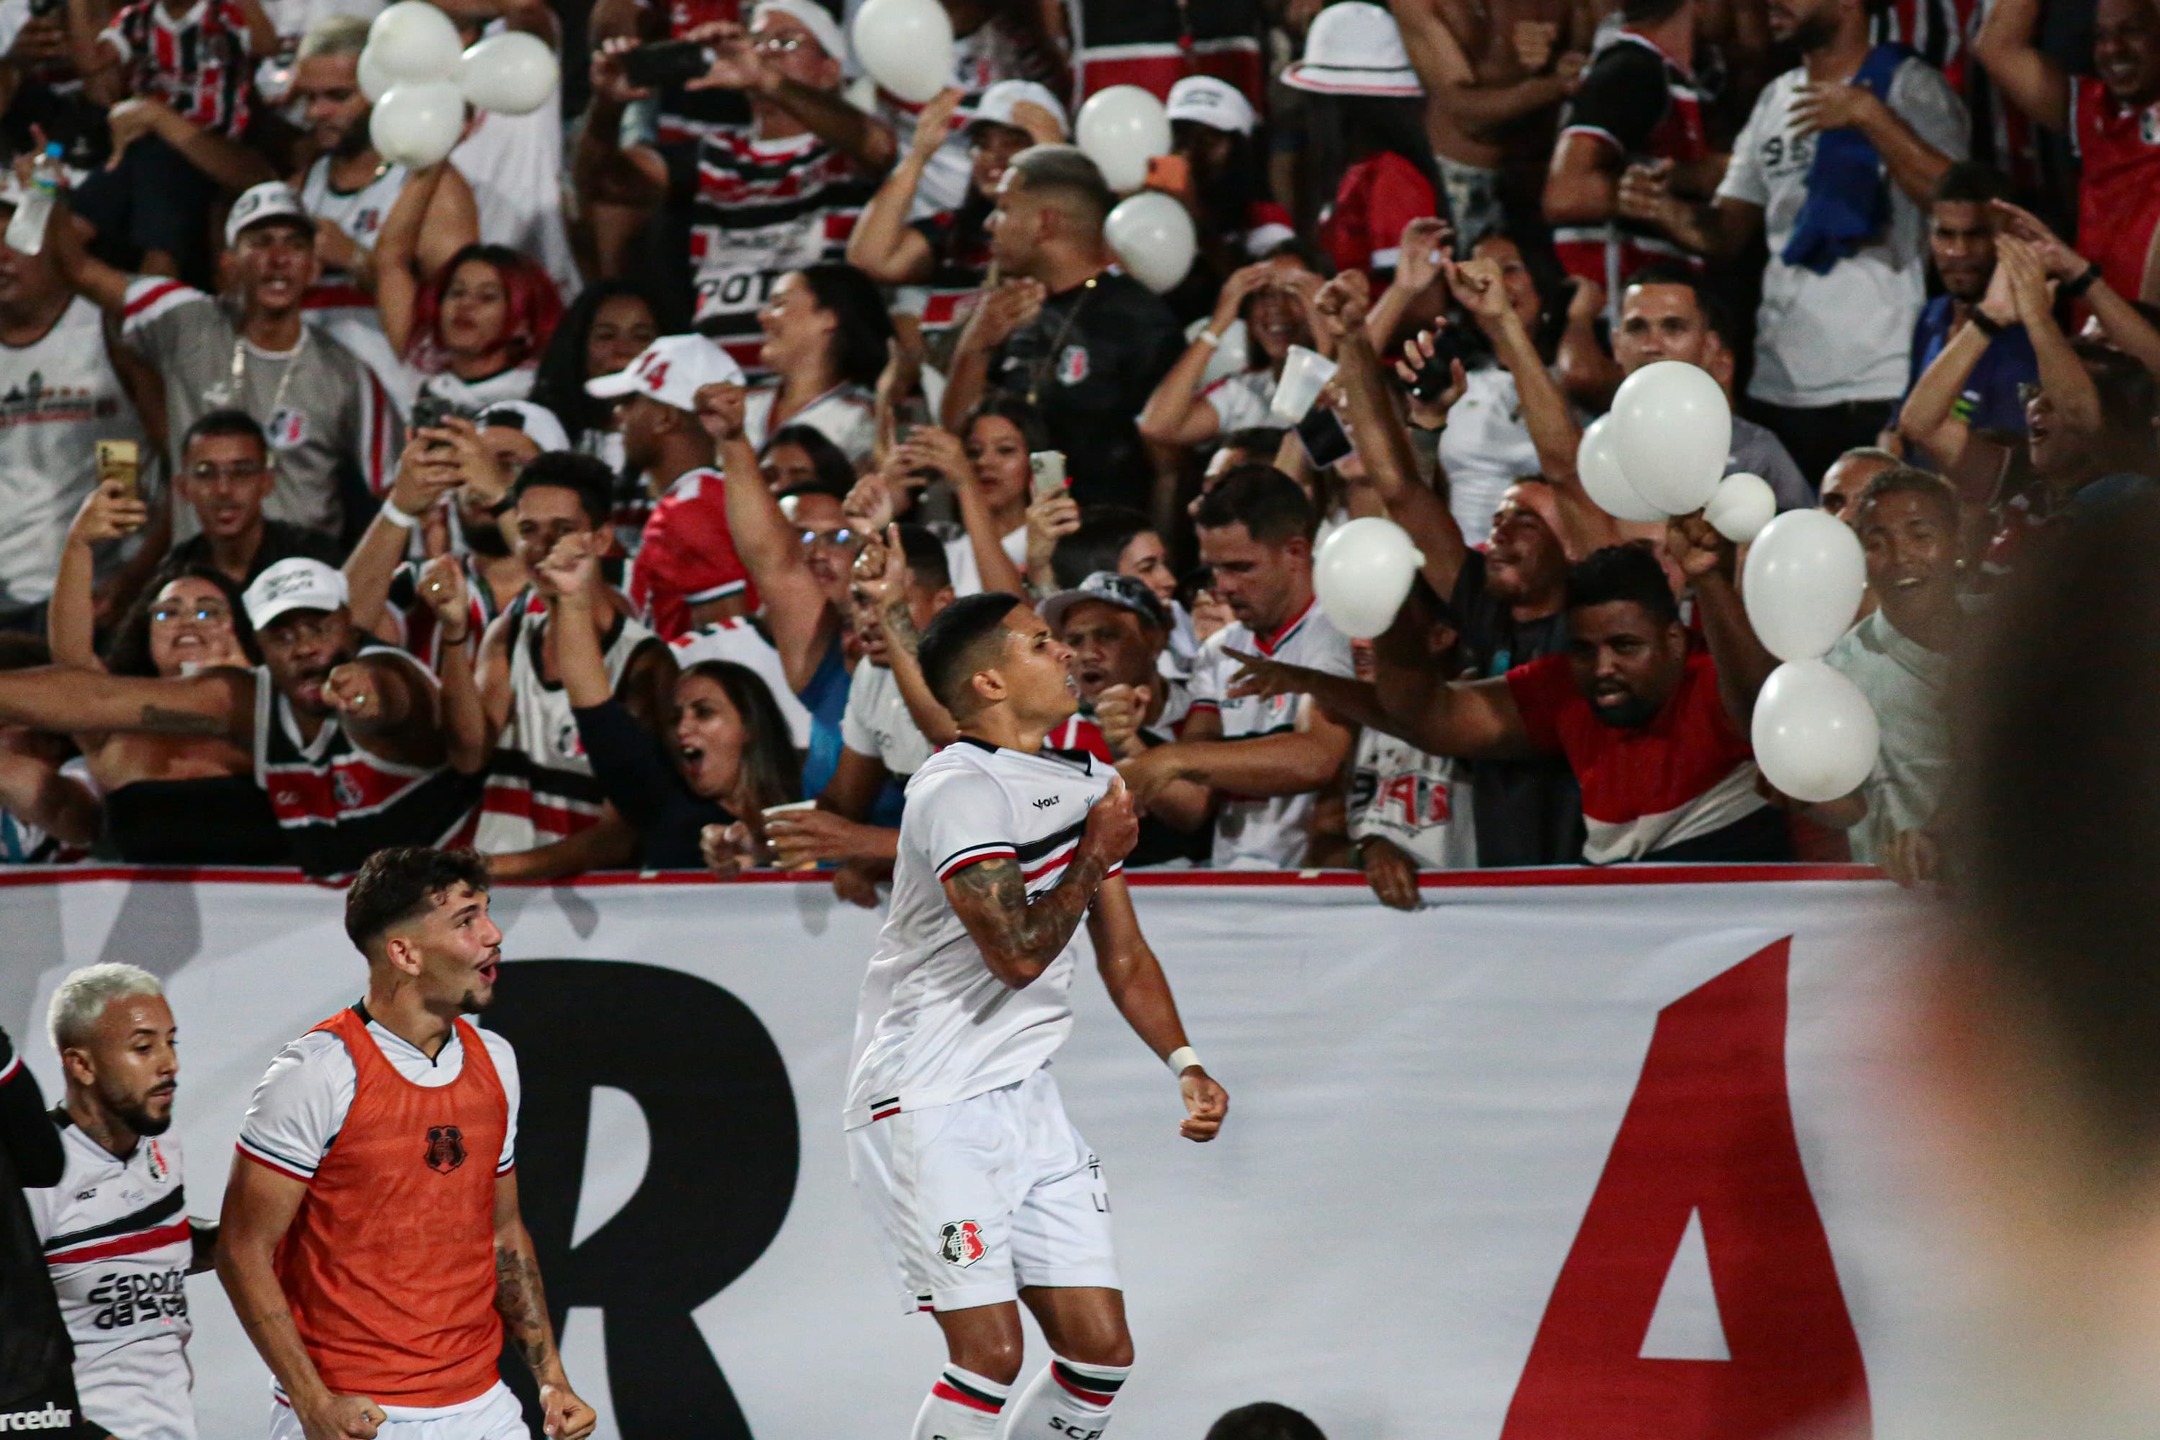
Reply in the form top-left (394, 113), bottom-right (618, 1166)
top-left (1976, 0), bottom-right (2160, 301)
top-left (1242, 524), bottom-right (1787, 864)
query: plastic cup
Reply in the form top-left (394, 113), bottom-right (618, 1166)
top-left (1269, 345), bottom-right (1339, 424)
top-left (760, 800), bottom-right (822, 872)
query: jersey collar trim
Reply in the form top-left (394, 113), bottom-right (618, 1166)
top-left (1257, 598), bottom-right (1318, 656)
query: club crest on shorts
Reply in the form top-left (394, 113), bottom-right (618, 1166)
top-left (1057, 345), bottom-right (1090, 385)
top-left (424, 1124), bottom-right (467, 1174)
top-left (938, 1220), bottom-right (986, 1267)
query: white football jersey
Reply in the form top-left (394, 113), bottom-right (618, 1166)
top-left (298, 154), bottom-right (420, 414)
top-left (844, 738), bottom-right (1119, 1128)
top-left (1187, 598), bottom-right (1356, 869)
top-left (26, 1121), bottom-right (200, 1440)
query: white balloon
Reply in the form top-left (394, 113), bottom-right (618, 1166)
top-left (357, 42), bottom-right (397, 102)
top-left (1314, 517), bottom-right (1427, 640)
top-left (1704, 471), bottom-right (1777, 544)
top-left (1577, 416), bottom-right (1664, 522)
top-left (1104, 192), bottom-right (1196, 295)
top-left (369, 81), bottom-right (467, 170)
top-left (457, 31), bottom-right (558, 115)
top-left (1751, 659), bottom-right (1881, 804)
top-left (364, 1), bottom-right (462, 84)
top-left (850, 0), bottom-right (954, 104)
top-left (1075, 85), bottom-right (1172, 193)
top-left (1608, 360), bottom-right (1731, 514)
top-left (1741, 508), bottom-right (1868, 662)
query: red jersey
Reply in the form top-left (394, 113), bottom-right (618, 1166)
top-left (629, 467), bottom-right (754, 641)
top-left (1504, 650), bottom-right (1768, 864)
top-left (1553, 31), bottom-right (1708, 301)
top-left (272, 1011), bottom-right (507, 1408)
top-left (2071, 77), bottom-right (2160, 300)
top-left (1319, 152), bottom-right (1439, 280)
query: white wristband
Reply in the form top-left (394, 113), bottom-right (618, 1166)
top-left (1166, 1046), bottom-right (1202, 1076)
top-left (380, 498), bottom-right (421, 530)
top-left (1196, 330), bottom-right (1223, 349)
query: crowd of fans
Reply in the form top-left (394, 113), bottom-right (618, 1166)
top-left (0, 0), bottom-right (2155, 904)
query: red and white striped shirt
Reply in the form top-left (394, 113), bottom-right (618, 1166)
top-left (101, 0), bottom-right (256, 137)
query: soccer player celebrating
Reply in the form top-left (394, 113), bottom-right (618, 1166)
top-left (216, 847), bottom-right (595, 1440)
top-left (848, 590), bottom-right (1229, 1439)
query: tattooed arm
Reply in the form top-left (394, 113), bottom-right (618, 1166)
top-left (943, 778), bottom-right (1141, 989)
top-left (0, 665), bottom-right (254, 746)
top-left (493, 1172), bottom-right (596, 1440)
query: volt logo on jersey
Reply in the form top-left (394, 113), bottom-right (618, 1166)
top-left (424, 1125), bottom-right (467, 1174)
top-left (939, 1220), bottom-right (987, 1267)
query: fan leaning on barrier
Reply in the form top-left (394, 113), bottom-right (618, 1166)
top-left (1309, 359), bottom-right (1882, 806)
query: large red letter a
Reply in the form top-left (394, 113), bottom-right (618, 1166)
top-left (1500, 940), bottom-right (1870, 1440)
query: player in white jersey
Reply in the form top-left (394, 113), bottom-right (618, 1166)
top-left (848, 589), bottom-right (1228, 1440)
top-left (27, 966), bottom-right (212, 1440)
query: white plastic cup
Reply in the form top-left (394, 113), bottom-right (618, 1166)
top-left (1269, 345), bottom-right (1340, 424)
top-left (760, 800), bottom-right (822, 872)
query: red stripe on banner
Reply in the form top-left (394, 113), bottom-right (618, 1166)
top-left (931, 1381), bottom-right (1002, 1415)
top-left (46, 1218), bottom-right (191, 1265)
top-left (0, 863), bottom-right (1888, 890)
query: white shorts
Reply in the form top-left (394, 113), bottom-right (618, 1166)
top-left (269, 1382), bottom-right (528, 1440)
top-left (848, 1067), bottom-right (1120, 1315)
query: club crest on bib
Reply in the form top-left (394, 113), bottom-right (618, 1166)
top-left (145, 1139), bottom-right (169, 1183)
top-left (424, 1124), bottom-right (467, 1174)
top-left (1057, 345), bottom-right (1090, 386)
top-left (938, 1219), bottom-right (986, 1267)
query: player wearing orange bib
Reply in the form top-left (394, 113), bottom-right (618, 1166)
top-left (216, 847), bottom-right (595, 1440)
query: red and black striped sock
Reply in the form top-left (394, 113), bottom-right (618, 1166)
top-left (911, 1364), bottom-right (1009, 1439)
top-left (1002, 1355), bottom-right (1130, 1437)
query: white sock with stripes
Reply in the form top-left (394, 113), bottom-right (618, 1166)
top-left (911, 1364), bottom-right (1010, 1440)
top-left (999, 1356), bottom-right (1130, 1437)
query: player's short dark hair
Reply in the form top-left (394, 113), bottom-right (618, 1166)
top-left (894, 522), bottom-right (952, 592)
top-left (1856, 464), bottom-right (1961, 526)
top-left (764, 424), bottom-right (857, 502)
top-left (1193, 465), bottom-right (1316, 544)
top-left (344, 846), bottom-right (492, 955)
top-left (1931, 160), bottom-right (2012, 207)
top-left (1205, 1402), bottom-right (1330, 1440)
top-left (1621, 0), bottom-right (1687, 25)
top-left (512, 451), bottom-right (614, 529)
top-left (1052, 506), bottom-right (1155, 590)
top-left (1622, 263), bottom-right (1735, 349)
top-left (917, 591), bottom-right (1025, 715)
top-left (182, 408), bottom-right (268, 457)
top-left (1952, 493), bottom-right (2160, 1182)
top-left (1007, 144), bottom-right (1115, 230)
top-left (1565, 543), bottom-right (1680, 627)
top-left (2075, 338), bottom-right (2160, 460)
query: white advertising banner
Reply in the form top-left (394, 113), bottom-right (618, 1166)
top-left (0, 868), bottom-right (1948, 1439)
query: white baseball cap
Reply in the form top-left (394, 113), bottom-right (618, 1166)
top-left (586, 334), bottom-right (746, 413)
top-left (475, 400), bottom-right (572, 454)
top-left (752, 0), bottom-right (848, 66)
top-left (1166, 76), bottom-right (1257, 136)
top-left (244, 558), bottom-right (350, 630)
top-left (225, 181), bottom-right (310, 247)
top-left (1282, 2), bottom-right (1423, 97)
top-left (970, 80), bottom-right (1069, 139)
